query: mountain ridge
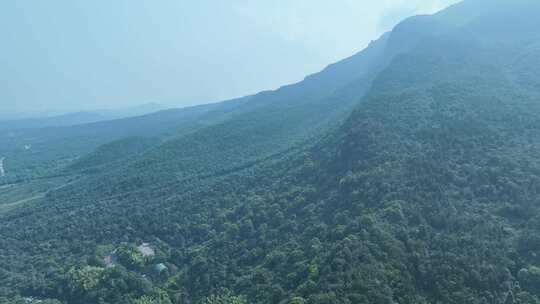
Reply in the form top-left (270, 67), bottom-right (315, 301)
top-left (3, 1), bottom-right (540, 303)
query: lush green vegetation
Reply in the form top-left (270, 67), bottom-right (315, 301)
top-left (2, 0), bottom-right (540, 303)
top-left (0, 98), bottom-right (249, 183)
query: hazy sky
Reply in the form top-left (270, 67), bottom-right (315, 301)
top-left (0, 0), bottom-right (460, 114)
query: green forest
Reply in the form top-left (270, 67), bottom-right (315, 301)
top-left (2, 0), bottom-right (540, 303)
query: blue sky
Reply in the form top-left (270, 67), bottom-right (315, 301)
top-left (0, 0), bottom-right (459, 114)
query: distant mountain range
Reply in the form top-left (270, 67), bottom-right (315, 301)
top-left (0, 103), bottom-right (168, 131)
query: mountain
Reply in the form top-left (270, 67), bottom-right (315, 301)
top-left (94, 103), bottom-right (169, 120)
top-left (0, 20), bottom-right (397, 185)
top-left (0, 103), bottom-right (169, 131)
top-left (0, 98), bottom-right (247, 182)
top-left (3, 0), bottom-right (540, 303)
top-left (0, 111), bottom-right (108, 131)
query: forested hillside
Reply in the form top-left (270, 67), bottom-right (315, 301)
top-left (0, 19), bottom-right (393, 185)
top-left (2, 0), bottom-right (540, 303)
top-left (0, 97), bottom-right (250, 182)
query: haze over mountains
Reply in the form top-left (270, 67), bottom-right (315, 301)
top-left (0, 1), bottom-right (460, 114)
top-left (0, 103), bottom-right (167, 130)
top-left (2, 0), bottom-right (540, 303)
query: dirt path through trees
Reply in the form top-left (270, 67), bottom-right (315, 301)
top-left (0, 157), bottom-right (5, 177)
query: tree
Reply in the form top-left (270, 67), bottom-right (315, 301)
top-left (67, 266), bottom-right (105, 294)
top-left (132, 290), bottom-right (172, 304)
top-left (290, 296), bottom-right (306, 304)
top-left (116, 243), bottom-right (146, 270)
top-left (201, 289), bottom-right (247, 304)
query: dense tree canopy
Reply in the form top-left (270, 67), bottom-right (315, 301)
top-left (2, 1), bottom-right (540, 303)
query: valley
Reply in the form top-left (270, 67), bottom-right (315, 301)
top-left (0, 176), bottom-right (73, 213)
